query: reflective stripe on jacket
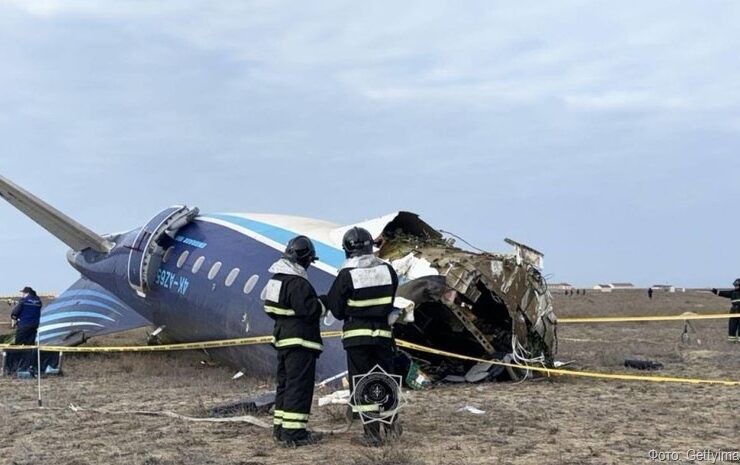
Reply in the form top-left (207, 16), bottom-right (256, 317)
top-left (324, 255), bottom-right (399, 348)
top-left (263, 262), bottom-right (324, 353)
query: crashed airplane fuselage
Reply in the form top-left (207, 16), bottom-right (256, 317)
top-left (0, 174), bottom-right (556, 381)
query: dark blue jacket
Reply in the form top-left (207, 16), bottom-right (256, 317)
top-left (11, 294), bottom-right (43, 327)
top-left (717, 289), bottom-right (740, 312)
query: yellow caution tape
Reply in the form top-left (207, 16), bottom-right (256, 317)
top-left (4, 312), bottom-right (732, 332)
top-left (0, 331), bottom-right (344, 353)
top-left (2, 328), bottom-right (738, 386)
top-left (394, 339), bottom-right (740, 386)
top-left (558, 313), bottom-right (740, 324)
top-left (0, 337), bottom-right (271, 352)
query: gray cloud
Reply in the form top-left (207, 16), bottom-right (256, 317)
top-left (0, 0), bottom-right (738, 291)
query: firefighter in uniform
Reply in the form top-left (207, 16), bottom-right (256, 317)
top-left (712, 278), bottom-right (740, 342)
top-left (323, 227), bottom-right (401, 446)
top-left (264, 236), bottom-right (325, 447)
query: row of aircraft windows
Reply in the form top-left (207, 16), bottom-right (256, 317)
top-left (163, 246), bottom-right (260, 294)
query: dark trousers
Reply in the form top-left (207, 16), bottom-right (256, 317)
top-left (729, 308), bottom-right (740, 338)
top-left (12, 325), bottom-right (38, 372)
top-left (347, 344), bottom-right (398, 439)
top-left (14, 325), bottom-right (38, 345)
top-left (274, 348), bottom-right (317, 441)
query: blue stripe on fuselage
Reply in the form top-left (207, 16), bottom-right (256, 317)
top-left (134, 214), bottom-right (346, 379)
top-left (205, 214), bottom-right (346, 269)
top-left (40, 311), bottom-right (115, 324)
top-left (43, 299), bottom-right (121, 316)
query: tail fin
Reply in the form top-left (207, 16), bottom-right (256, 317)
top-left (0, 174), bottom-right (113, 253)
top-left (38, 277), bottom-right (151, 345)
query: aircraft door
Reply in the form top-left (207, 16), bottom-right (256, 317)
top-left (127, 205), bottom-right (199, 297)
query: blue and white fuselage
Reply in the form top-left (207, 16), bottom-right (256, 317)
top-left (1, 173), bottom-right (558, 382)
top-left (0, 171), bottom-right (427, 381)
top-left (56, 212), bottom-right (361, 380)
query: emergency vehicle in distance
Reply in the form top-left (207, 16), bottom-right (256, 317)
top-left (0, 173), bottom-right (557, 382)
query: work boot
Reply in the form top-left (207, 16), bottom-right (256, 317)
top-left (272, 425), bottom-right (282, 442)
top-left (307, 431), bottom-right (325, 441)
top-left (280, 431), bottom-right (323, 448)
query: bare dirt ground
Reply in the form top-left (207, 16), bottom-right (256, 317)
top-left (1, 291), bottom-right (739, 465)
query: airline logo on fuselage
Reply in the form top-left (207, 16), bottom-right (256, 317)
top-left (175, 235), bottom-right (208, 249)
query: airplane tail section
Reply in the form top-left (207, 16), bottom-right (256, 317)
top-left (0, 174), bottom-right (113, 253)
top-left (38, 277), bottom-right (151, 345)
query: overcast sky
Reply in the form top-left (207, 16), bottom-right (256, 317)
top-left (1, 0), bottom-right (739, 293)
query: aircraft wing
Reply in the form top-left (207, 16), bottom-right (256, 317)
top-left (0, 174), bottom-right (113, 253)
top-left (38, 277), bottom-right (151, 345)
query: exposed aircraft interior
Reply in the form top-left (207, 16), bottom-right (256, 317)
top-left (373, 213), bottom-right (557, 382)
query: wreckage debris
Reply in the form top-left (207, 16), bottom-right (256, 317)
top-left (208, 392), bottom-right (276, 417)
top-left (373, 214), bottom-right (557, 382)
top-left (624, 359), bottom-right (664, 371)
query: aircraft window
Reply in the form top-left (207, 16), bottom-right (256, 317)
top-left (162, 246), bottom-right (175, 264)
top-left (192, 256), bottom-right (205, 274)
top-left (176, 250), bottom-right (189, 268)
top-left (225, 268), bottom-right (240, 287)
top-left (243, 275), bottom-right (259, 294)
top-left (208, 262), bottom-right (222, 280)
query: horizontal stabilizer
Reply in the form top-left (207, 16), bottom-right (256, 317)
top-left (0, 174), bottom-right (113, 253)
top-left (38, 277), bottom-right (151, 345)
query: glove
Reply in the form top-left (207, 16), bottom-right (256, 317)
top-left (10, 318), bottom-right (17, 329)
top-left (388, 309), bottom-right (401, 326)
top-left (712, 288), bottom-right (718, 295)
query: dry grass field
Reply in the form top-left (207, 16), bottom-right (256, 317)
top-left (1, 291), bottom-right (739, 465)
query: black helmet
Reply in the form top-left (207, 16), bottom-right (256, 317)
top-left (734, 279), bottom-right (740, 288)
top-left (342, 227), bottom-right (374, 258)
top-left (283, 235), bottom-right (318, 269)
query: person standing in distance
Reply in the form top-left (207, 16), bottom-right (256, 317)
top-left (10, 286), bottom-right (43, 373)
top-left (264, 236), bottom-right (325, 447)
top-left (323, 227), bottom-right (400, 446)
top-left (712, 278), bottom-right (740, 342)
top-left (11, 286), bottom-right (42, 345)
